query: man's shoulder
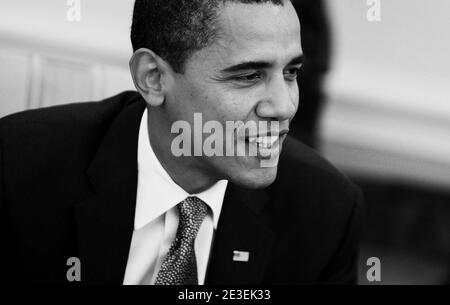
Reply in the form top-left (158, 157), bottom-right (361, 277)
top-left (266, 137), bottom-right (363, 284)
top-left (0, 91), bottom-right (141, 146)
top-left (279, 136), bottom-right (355, 189)
top-left (273, 136), bottom-right (361, 212)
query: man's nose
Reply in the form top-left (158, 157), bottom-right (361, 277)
top-left (255, 76), bottom-right (297, 121)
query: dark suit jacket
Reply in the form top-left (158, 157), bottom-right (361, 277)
top-left (0, 91), bottom-right (363, 285)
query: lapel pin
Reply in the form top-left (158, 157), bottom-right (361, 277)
top-left (233, 250), bottom-right (250, 262)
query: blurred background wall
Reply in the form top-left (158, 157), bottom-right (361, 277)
top-left (0, 0), bottom-right (449, 284)
top-left (0, 0), bottom-right (135, 118)
top-left (322, 0), bottom-right (450, 191)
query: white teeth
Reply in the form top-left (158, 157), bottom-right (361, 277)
top-left (248, 137), bottom-right (257, 144)
top-left (247, 135), bottom-right (280, 149)
top-left (269, 136), bottom-right (278, 145)
top-left (252, 136), bottom-right (279, 148)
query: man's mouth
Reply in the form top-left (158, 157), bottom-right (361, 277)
top-left (248, 135), bottom-right (282, 150)
top-left (244, 130), bottom-right (289, 159)
top-left (245, 130), bottom-right (289, 147)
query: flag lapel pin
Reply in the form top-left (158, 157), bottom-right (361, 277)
top-left (233, 250), bottom-right (250, 262)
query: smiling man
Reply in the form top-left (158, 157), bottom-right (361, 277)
top-left (0, 0), bottom-right (363, 285)
top-left (131, 0), bottom-right (303, 193)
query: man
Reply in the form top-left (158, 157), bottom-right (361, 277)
top-left (0, 0), bottom-right (363, 284)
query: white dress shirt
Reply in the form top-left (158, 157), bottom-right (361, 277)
top-left (123, 109), bottom-right (228, 285)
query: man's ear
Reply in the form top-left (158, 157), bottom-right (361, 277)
top-left (129, 48), bottom-right (167, 107)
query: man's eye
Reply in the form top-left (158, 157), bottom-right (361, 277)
top-left (234, 73), bottom-right (262, 82)
top-left (284, 67), bottom-right (301, 81)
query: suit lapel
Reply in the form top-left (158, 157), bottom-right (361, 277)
top-left (205, 184), bottom-right (276, 285)
top-left (75, 98), bottom-right (146, 285)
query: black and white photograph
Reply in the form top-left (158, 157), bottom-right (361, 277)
top-left (0, 0), bottom-right (449, 290)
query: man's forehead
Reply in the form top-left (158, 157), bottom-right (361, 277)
top-left (213, 1), bottom-right (302, 64)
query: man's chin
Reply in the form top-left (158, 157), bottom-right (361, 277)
top-left (230, 166), bottom-right (278, 189)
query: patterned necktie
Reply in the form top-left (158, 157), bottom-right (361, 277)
top-left (154, 196), bottom-right (208, 285)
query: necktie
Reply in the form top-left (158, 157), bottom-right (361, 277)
top-left (154, 196), bottom-right (208, 285)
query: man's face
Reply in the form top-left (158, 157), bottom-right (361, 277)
top-left (165, 1), bottom-right (302, 188)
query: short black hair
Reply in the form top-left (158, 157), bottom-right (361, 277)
top-left (131, 0), bottom-right (286, 73)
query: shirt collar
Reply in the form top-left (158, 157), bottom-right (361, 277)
top-left (134, 109), bottom-right (228, 230)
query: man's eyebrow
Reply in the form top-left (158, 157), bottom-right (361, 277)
top-left (220, 54), bottom-right (304, 73)
top-left (287, 54), bottom-right (304, 66)
top-left (220, 61), bottom-right (272, 73)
